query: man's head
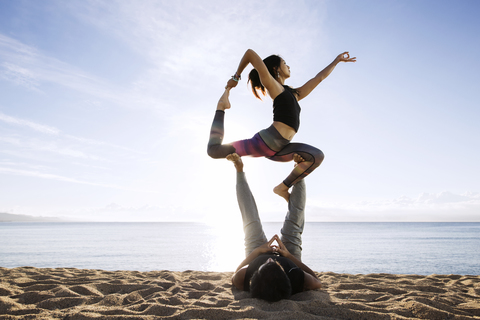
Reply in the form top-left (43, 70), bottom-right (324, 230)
top-left (250, 258), bottom-right (292, 302)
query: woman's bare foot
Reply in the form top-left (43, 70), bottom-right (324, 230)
top-left (217, 88), bottom-right (231, 111)
top-left (273, 183), bottom-right (290, 202)
top-left (226, 153), bottom-right (243, 172)
top-left (273, 154), bottom-right (304, 202)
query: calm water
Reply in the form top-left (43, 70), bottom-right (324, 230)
top-left (1, 222), bottom-right (479, 275)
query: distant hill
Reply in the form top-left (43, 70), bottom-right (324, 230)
top-left (0, 212), bottom-right (65, 222)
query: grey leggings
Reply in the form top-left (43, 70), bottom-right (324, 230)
top-left (236, 172), bottom-right (306, 261)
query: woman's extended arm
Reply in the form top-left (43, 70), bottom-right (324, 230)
top-left (231, 235), bottom-right (276, 290)
top-left (226, 49), bottom-right (284, 98)
top-left (295, 52), bottom-right (356, 101)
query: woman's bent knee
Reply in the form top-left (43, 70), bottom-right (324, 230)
top-left (207, 145), bottom-right (222, 159)
top-left (309, 149), bottom-right (324, 170)
top-left (207, 144), bottom-right (235, 159)
top-left (315, 149), bottom-right (325, 164)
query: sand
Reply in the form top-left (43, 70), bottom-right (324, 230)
top-left (0, 267), bottom-right (479, 320)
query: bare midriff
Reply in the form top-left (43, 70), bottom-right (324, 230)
top-left (273, 121), bottom-right (296, 140)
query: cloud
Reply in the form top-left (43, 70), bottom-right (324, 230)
top-left (1, 1), bottom-right (328, 116)
top-left (357, 191), bottom-right (480, 208)
top-left (415, 191), bottom-right (476, 204)
top-left (0, 33), bottom-right (149, 111)
top-left (0, 33), bottom-right (82, 90)
top-left (64, 134), bottom-right (143, 153)
top-left (0, 166), bottom-right (159, 194)
top-left (0, 110), bottom-right (142, 158)
top-left (0, 33), bottom-right (38, 63)
top-left (308, 191), bottom-right (480, 222)
top-left (0, 111), bottom-right (59, 134)
top-left (50, 202), bottom-right (205, 222)
top-left (0, 62), bottom-right (41, 92)
top-left (64, 0), bottom-right (326, 88)
top-left (0, 111), bottom-right (154, 193)
top-left (0, 166), bottom-right (103, 185)
top-left (0, 136), bottom-right (103, 160)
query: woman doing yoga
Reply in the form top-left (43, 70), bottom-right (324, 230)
top-left (208, 49), bottom-right (356, 201)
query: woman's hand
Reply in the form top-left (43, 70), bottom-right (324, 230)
top-left (336, 52), bottom-right (356, 63)
top-left (296, 52), bottom-right (355, 101)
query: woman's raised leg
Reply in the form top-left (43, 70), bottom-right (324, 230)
top-left (207, 88), bottom-right (236, 158)
top-left (270, 143), bottom-right (324, 201)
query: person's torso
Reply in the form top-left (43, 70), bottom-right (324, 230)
top-left (272, 86), bottom-right (301, 132)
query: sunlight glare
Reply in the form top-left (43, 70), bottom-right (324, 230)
top-left (204, 222), bottom-right (244, 272)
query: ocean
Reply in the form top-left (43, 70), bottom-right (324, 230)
top-left (1, 222), bottom-right (479, 275)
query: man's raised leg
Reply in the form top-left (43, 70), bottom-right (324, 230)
top-left (280, 154), bottom-right (307, 261)
top-left (228, 153), bottom-right (267, 257)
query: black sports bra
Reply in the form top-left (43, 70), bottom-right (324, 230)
top-left (273, 86), bottom-right (301, 132)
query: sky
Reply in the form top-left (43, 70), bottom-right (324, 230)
top-left (0, 0), bottom-right (479, 223)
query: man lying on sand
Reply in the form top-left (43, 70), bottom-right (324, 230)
top-left (228, 153), bottom-right (322, 302)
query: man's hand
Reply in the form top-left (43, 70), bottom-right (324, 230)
top-left (256, 235), bottom-right (277, 254)
top-left (270, 234), bottom-right (292, 258)
top-left (225, 78), bottom-right (239, 89)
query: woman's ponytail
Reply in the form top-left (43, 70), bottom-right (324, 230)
top-left (248, 68), bottom-right (265, 100)
top-left (247, 54), bottom-right (282, 100)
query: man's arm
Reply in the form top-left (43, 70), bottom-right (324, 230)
top-left (271, 235), bottom-right (315, 276)
top-left (272, 235), bottom-right (322, 290)
top-left (231, 266), bottom-right (248, 290)
top-left (303, 272), bottom-right (322, 290)
top-left (284, 252), bottom-right (322, 290)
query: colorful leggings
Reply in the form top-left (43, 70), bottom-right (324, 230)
top-left (207, 110), bottom-right (324, 187)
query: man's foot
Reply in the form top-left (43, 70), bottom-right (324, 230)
top-left (226, 153), bottom-right (243, 172)
top-left (217, 88), bottom-right (231, 111)
top-left (273, 183), bottom-right (290, 202)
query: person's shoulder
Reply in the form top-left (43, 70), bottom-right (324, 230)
top-left (303, 272), bottom-right (322, 290)
top-left (288, 267), bottom-right (305, 294)
top-left (232, 266), bottom-right (248, 291)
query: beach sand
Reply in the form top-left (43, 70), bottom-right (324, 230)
top-left (0, 267), bottom-right (479, 319)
